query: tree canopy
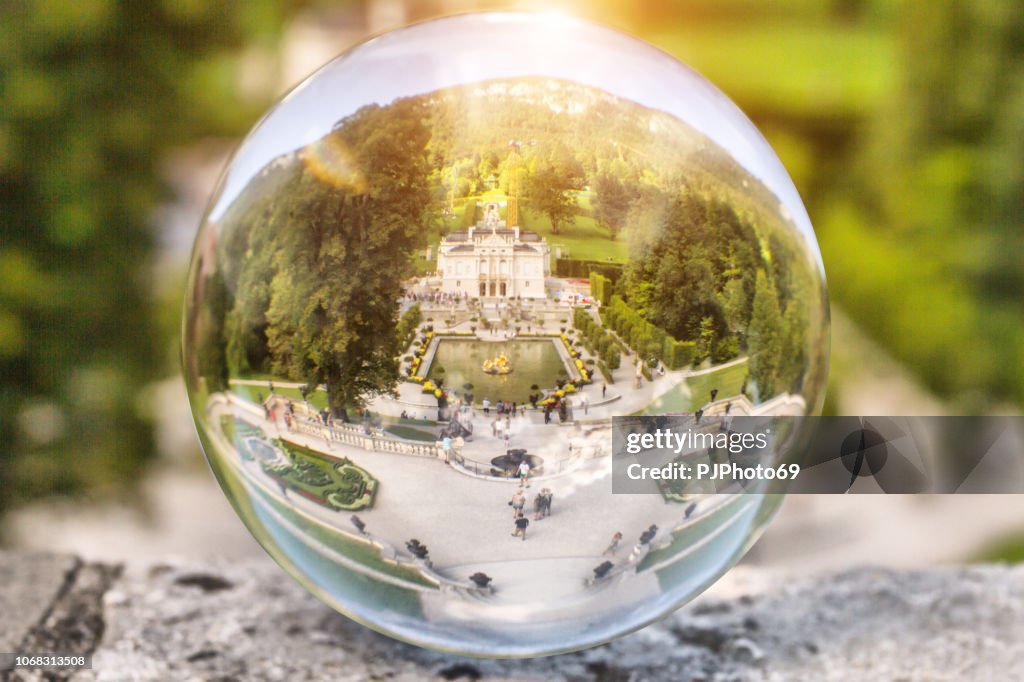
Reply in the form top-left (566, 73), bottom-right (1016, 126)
top-left (207, 100), bottom-right (435, 419)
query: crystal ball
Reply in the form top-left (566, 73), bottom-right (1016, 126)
top-left (183, 12), bottom-right (828, 657)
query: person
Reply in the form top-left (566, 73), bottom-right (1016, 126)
top-left (517, 459), bottom-right (531, 487)
top-left (602, 383), bottom-right (607, 399)
top-left (532, 491), bottom-right (545, 520)
top-left (540, 488), bottom-right (553, 517)
top-left (509, 489), bottom-right (525, 517)
top-left (482, 398), bottom-right (491, 416)
top-left (603, 532), bottom-right (623, 556)
top-left (512, 512), bottom-right (529, 540)
top-left (581, 393), bottom-right (589, 415)
top-left (400, 409), bottom-right (408, 419)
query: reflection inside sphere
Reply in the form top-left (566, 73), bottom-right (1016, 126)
top-left (183, 12), bottom-right (828, 658)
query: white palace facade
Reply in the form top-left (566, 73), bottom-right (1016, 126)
top-left (436, 203), bottom-right (550, 299)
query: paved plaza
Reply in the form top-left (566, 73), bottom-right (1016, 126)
top-left (204, 277), bottom-right (782, 616)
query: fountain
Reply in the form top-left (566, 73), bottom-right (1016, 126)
top-left (482, 353), bottom-right (513, 375)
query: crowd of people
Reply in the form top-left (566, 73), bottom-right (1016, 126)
top-left (403, 289), bottom-right (468, 306)
top-left (508, 487), bottom-right (555, 541)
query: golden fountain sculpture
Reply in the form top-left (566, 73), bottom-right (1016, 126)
top-left (482, 353), bottom-right (513, 375)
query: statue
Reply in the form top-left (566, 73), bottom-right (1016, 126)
top-left (482, 353), bottom-right (513, 375)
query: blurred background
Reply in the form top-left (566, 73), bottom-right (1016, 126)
top-left (2, 0), bottom-right (1023, 576)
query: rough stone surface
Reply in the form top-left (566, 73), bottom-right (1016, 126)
top-left (0, 552), bottom-right (80, 654)
top-left (3, 552), bottom-right (1024, 680)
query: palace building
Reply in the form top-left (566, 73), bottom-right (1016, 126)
top-left (436, 203), bottom-right (550, 298)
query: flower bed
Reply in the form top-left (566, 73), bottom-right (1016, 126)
top-left (262, 440), bottom-right (378, 511)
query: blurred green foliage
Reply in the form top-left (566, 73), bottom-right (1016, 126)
top-left (0, 0), bottom-right (303, 512)
top-left (2, 0), bottom-right (1021, 515)
top-left (640, 1), bottom-right (1024, 409)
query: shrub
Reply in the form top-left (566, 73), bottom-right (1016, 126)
top-left (589, 271), bottom-right (613, 305)
top-left (663, 338), bottom-right (696, 370)
top-left (605, 347), bottom-right (621, 370)
top-left (601, 307), bottom-right (618, 329)
top-left (712, 336), bottom-right (740, 363)
top-left (645, 340), bottom-right (663, 363)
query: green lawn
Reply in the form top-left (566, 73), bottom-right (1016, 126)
top-left (520, 207), bottom-right (628, 264)
top-left (644, 360), bottom-right (749, 414)
top-left (436, 190), bottom-right (628, 264)
top-left (384, 424), bottom-right (437, 442)
top-left (231, 382), bottom-right (330, 411)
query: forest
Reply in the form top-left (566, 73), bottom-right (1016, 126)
top-left (194, 77), bottom-right (823, 416)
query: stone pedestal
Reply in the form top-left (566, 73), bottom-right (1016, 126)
top-left (3, 551), bottom-right (1023, 680)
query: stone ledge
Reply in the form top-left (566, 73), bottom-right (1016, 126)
top-left (2, 550), bottom-right (1023, 681)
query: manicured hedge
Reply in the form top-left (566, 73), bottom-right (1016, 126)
top-left (664, 337), bottom-right (696, 370)
top-left (589, 271), bottom-right (613, 306)
top-left (573, 307), bottom-right (623, 374)
top-left (604, 295), bottom-right (696, 370)
top-left (555, 258), bottom-right (624, 280)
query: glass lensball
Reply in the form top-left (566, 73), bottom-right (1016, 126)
top-left (183, 12), bottom-right (828, 658)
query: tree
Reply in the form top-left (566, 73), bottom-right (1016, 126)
top-left (778, 296), bottom-right (808, 394)
top-left (620, 188), bottom-right (764, 345)
top-left (718, 278), bottom-right (749, 336)
top-left (696, 316), bottom-right (717, 363)
top-left (231, 101), bottom-right (435, 421)
top-left (526, 162), bottom-right (578, 235)
top-left (593, 172), bottom-right (633, 241)
top-left (747, 270), bottom-right (783, 399)
top-left (526, 165), bottom-right (577, 235)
